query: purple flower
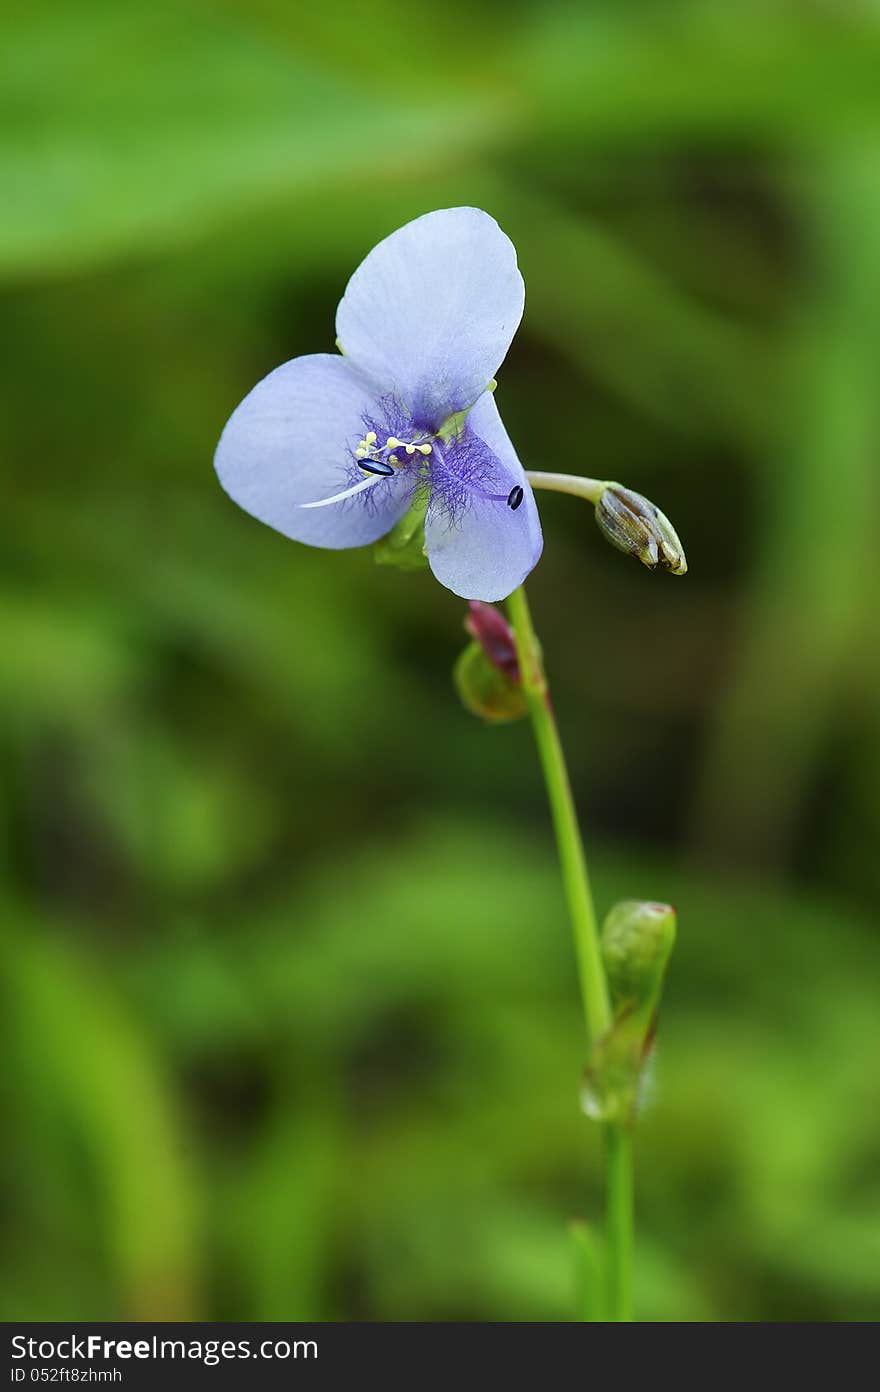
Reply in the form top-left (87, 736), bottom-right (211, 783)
top-left (214, 208), bottom-right (543, 601)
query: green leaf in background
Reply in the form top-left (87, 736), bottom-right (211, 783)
top-left (2, 914), bottom-right (200, 1319)
top-left (0, 0), bottom-right (504, 276)
top-left (4, 0), bottom-right (880, 1326)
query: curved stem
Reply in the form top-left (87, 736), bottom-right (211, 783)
top-left (525, 471), bottom-right (609, 504)
top-left (507, 583), bottom-right (633, 1323)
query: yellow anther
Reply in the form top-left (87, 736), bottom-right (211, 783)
top-left (417, 443), bottom-right (433, 455)
top-left (355, 446), bottom-right (367, 458)
top-left (405, 443), bottom-right (415, 455)
top-left (365, 431), bottom-right (377, 445)
top-left (389, 454), bottom-right (398, 465)
top-left (386, 436), bottom-right (400, 449)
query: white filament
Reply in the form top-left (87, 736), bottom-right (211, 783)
top-left (299, 473), bottom-right (384, 509)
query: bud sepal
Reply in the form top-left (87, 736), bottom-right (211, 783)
top-left (581, 900), bottom-right (676, 1126)
top-left (454, 601), bottom-right (528, 723)
top-left (595, 485), bottom-right (687, 575)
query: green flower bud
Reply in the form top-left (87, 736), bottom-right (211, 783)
top-left (580, 1023), bottom-right (645, 1126)
top-left (454, 602), bottom-right (527, 723)
top-left (602, 899), bottom-right (676, 1014)
top-left (581, 899), bottom-right (676, 1126)
top-left (454, 642), bottom-right (528, 723)
top-left (595, 485), bottom-right (687, 575)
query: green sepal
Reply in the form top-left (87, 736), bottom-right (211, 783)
top-left (374, 489), bottom-right (429, 572)
top-left (437, 408), bottom-right (468, 444)
top-left (436, 380), bottom-right (497, 443)
top-left (454, 642), bottom-right (528, 724)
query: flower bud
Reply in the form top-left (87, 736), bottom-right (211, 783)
top-left (581, 899), bottom-right (676, 1126)
top-left (595, 485), bottom-right (687, 575)
top-left (602, 899), bottom-right (676, 1013)
top-left (465, 601), bottom-right (521, 683)
top-left (453, 642), bottom-right (528, 723)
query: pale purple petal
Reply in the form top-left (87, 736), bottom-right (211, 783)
top-left (214, 355), bottom-right (413, 549)
top-left (336, 208), bottom-right (525, 430)
top-left (424, 393), bottom-right (543, 601)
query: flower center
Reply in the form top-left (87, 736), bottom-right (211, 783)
top-left (354, 430), bottom-right (433, 475)
top-left (300, 413), bottom-right (525, 518)
top-left (299, 422), bottom-right (433, 512)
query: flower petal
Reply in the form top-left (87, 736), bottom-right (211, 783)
top-left (336, 208), bottom-right (525, 430)
top-left (214, 354), bottom-right (414, 549)
top-left (424, 393), bottom-right (543, 601)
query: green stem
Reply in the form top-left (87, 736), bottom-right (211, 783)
top-left (506, 586), bottom-right (611, 1041)
top-left (524, 470), bottom-right (609, 504)
top-left (604, 1126), bottom-right (634, 1321)
top-left (506, 583), bottom-right (634, 1323)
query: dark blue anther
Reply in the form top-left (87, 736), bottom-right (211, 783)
top-left (357, 459), bottom-right (395, 476)
top-left (507, 485), bottom-right (524, 511)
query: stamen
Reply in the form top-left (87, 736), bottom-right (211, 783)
top-left (300, 474), bottom-right (385, 509)
top-left (351, 420), bottom-right (434, 480)
top-left (468, 484), bottom-right (526, 508)
top-left (357, 458), bottom-right (395, 477)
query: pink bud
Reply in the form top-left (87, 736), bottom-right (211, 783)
top-left (464, 601), bottom-right (521, 684)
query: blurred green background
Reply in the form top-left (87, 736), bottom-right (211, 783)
top-left (3, 0), bottom-right (879, 1323)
